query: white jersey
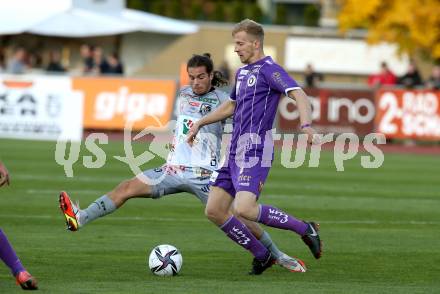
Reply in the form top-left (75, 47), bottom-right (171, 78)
top-left (166, 86), bottom-right (228, 171)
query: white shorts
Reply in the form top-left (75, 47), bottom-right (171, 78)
top-left (142, 165), bottom-right (212, 204)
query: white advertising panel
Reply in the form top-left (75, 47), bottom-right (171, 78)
top-left (0, 75), bottom-right (83, 141)
top-left (285, 37), bottom-right (409, 75)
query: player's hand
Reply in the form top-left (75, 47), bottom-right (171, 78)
top-left (0, 162), bottom-right (10, 187)
top-left (302, 126), bottom-right (320, 145)
top-left (186, 122), bottom-right (200, 146)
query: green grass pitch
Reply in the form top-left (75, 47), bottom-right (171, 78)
top-left (0, 139), bottom-right (439, 293)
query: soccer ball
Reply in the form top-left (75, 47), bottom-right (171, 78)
top-left (148, 244), bottom-right (182, 276)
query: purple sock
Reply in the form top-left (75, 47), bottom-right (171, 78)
top-left (0, 229), bottom-right (25, 276)
top-left (220, 216), bottom-right (269, 261)
top-left (257, 205), bottom-right (308, 235)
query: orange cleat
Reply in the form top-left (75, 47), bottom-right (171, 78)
top-left (59, 191), bottom-right (80, 231)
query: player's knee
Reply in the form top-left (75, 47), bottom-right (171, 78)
top-left (205, 205), bottom-right (225, 225)
top-left (204, 205), bottom-right (217, 221)
top-left (114, 179), bottom-right (151, 200)
top-left (233, 204), bottom-right (253, 220)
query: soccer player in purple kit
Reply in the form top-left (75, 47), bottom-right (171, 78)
top-left (0, 161), bottom-right (38, 290)
top-left (187, 19), bottom-right (322, 275)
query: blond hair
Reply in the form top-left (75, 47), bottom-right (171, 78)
top-left (232, 19), bottom-right (264, 43)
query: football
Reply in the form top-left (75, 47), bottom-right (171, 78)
top-left (148, 244), bottom-right (183, 276)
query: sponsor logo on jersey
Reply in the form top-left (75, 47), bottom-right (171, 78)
top-left (182, 118), bottom-right (193, 134)
top-left (199, 103), bottom-right (212, 115)
top-left (238, 174), bottom-right (251, 186)
top-left (189, 101), bottom-right (201, 107)
top-left (272, 71), bottom-right (288, 88)
top-left (195, 97), bottom-right (218, 104)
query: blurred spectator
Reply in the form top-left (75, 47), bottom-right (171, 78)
top-left (0, 47), bottom-right (5, 71)
top-left (426, 65), bottom-right (440, 90)
top-left (80, 44), bottom-right (94, 73)
top-left (28, 51), bottom-right (43, 69)
top-left (218, 61), bottom-right (231, 83)
top-left (92, 46), bottom-right (109, 74)
top-left (7, 47), bottom-right (27, 74)
top-left (103, 52), bottom-right (124, 75)
top-left (304, 63), bottom-right (323, 88)
top-left (397, 60), bottom-right (423, 88)
top-left (46, 50), bottom-right (65, 73)
top-left (368, 61), bottom-right (396, 87)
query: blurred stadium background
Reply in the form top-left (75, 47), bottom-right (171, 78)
top-left (0, 0), bottom-right (439, 293)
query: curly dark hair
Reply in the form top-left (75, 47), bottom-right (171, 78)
top-left (187, 53), bottom-right (228, 87)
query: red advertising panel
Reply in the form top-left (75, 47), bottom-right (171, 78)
top-left (278, 88), bottom-right (375, 135)
top-left (375, 89), bottom-right (440, 140)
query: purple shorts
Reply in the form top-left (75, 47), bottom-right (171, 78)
top-left (211, 157), bottom-right (271, 198)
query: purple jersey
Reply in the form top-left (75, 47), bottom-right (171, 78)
top-left (229, 56), bottom-right (300, 160)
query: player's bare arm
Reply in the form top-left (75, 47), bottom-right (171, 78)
top-left (287, 89), bottom-right (319, 144)
top-left (0, 161), bottom-right (10, 187)
top-left (187, 99), bottom-right (236, 144)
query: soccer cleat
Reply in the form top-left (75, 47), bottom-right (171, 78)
top-left (276, 254), bottom-right (307, 272)
top-left (248, 252), bottom-right (276, 275)
top-left (59, 191), bottom-right (81, 231)
top-left (301, 221), bottom-right (322, 259)
top-left (16, 271), bottom-right (38, 290)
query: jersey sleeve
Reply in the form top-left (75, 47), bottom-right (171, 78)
top-left (266, 64), bottom-right (301, 96)
top-left (175, 86), bottom-right (189, 116)
top-left (217, 89), bottom-right (229, 104)
top-left (229, 70), bottom-right (240, 101)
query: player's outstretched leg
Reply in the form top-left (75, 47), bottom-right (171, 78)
top-left (59, 177), bottom-right (152, 231)
top-left (257, 204), bottom-right (322, 259)
top-left (0, 229), bottom-right (38, 290)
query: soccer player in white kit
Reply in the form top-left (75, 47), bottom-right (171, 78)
top-left (59, 53), bottom-right (306, 273)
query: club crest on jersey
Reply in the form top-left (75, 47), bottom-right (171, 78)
top-left (247, 75), bottom-right (257, 87)
top-left (182, 118), bottom-right (193, 134)
top-left (199, 103), bottom-right (212, 115)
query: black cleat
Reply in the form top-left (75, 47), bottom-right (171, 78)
top-left (301, 221), bottom-right (322, 259)
top-left (249, 252), bottom-right (276, 275)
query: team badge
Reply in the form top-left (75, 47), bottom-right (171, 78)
top-left (247, 75), bottom-right (257, 87)
top-left (199, 103), bottom-right (212, 115)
